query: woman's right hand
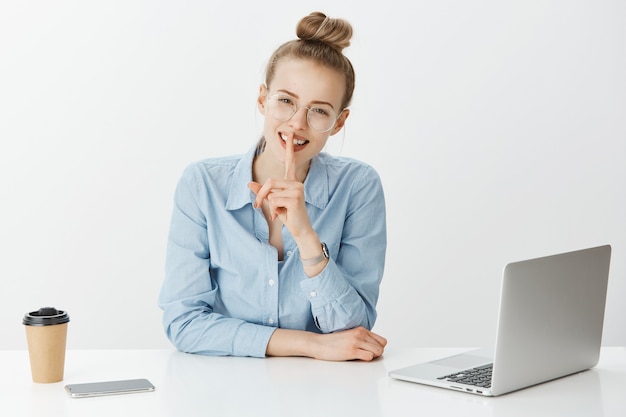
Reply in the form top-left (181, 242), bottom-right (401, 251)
top-left (266, 327), bottom-right (387, 362)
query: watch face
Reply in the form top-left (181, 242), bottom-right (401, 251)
top-left (322, 242), bottom-right (329, 259)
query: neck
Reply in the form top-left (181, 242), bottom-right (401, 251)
top-left (253, 147), bottom-right (310, 184)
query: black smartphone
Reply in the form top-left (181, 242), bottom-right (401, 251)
top-left (64, 378), bottom-right (155, 398)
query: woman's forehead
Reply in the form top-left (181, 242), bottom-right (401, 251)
top-left (270, 58), bottom-right (345, 105)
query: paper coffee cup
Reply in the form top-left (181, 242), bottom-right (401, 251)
top-left (23, 307), bottom-right (70, 383)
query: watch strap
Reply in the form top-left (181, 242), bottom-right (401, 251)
top-left (300, 242), bottom-right (329, 267)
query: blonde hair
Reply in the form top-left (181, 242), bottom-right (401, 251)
top-left (265, 12), bottom-right (355, 110)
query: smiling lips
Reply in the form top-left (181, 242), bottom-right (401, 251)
top-left (280, 133), bottom-right (309, 148)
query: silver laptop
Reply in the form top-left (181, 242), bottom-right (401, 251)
top-left (389, 244), bottom-right (611, 396)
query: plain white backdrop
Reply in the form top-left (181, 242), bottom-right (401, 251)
top-left (1, 1), bottom-right (624, 351)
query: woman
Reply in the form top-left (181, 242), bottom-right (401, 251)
top-left (158, 12), bottom-right (387, 361)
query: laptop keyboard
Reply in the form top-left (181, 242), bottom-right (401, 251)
top-left (437, 363), bottom-right (493, 388)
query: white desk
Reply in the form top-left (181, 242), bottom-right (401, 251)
top-left (2, 347), bottom-right (625, 417)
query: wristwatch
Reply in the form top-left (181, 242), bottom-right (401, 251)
top-left (300, 242), bottom-right (330, 267)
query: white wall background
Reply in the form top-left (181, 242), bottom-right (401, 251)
top-left (1, 0), bottom-right (624, 351)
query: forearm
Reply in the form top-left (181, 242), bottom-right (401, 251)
top-left (265, 328), bottom-right (317, 358)
top-left (266, 327), bottom-right (387, 361)
top-left (293, 229), bottom-right (329, 277)
top-left (300, 251), bottom-right (381, 333)
top-left (161, 306), bottom-right (276, 357)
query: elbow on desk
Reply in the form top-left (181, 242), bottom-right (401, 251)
top-left (163, 321), bottom-right (231, 357)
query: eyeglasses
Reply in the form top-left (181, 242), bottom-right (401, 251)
top-left (266, 93), bottom-right (343, 133)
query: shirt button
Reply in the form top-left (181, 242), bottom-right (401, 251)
top-left (286, 251), bottom-right (292, 257)
top-left (310, 291), bottom-right (317, 297)
top-left (268, 318), bottom-right (275, 324)
top-left (268, 279), bottom-right (275, 286)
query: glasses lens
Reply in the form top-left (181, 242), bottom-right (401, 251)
top-left (268, 94), bottom-right (338, 132)
top-left (268, 94), bottom-right (296, 122)
top-left (307, 105), bottom-right (337, 132)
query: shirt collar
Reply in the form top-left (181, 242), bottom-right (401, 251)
top-left (225, 144), bottom-right (329, 211)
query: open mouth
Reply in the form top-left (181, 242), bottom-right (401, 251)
top-left (280, 133), bottom-right (309, 147)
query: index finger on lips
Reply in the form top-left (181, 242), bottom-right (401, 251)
top-left (284, 133), bottom-right (297, 181)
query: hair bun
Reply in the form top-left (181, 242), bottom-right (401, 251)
top-left (296, 11), bottom-right (353, 52)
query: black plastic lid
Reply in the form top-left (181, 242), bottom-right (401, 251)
top-left (23, 307), bottom-right (70, 326)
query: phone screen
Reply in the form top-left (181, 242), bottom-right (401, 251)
top-left (65, 378), bottom-right (155, 398)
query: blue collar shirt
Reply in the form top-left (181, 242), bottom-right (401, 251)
top-left (158, 145), bottom-right (386, 357)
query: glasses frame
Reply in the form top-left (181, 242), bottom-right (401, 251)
top-left (266, 92), bottom-right (346, 133)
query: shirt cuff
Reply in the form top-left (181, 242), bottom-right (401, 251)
top-left (233, 322), bottom-right (278, 358)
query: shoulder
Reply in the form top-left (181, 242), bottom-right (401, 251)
top-left (185, 153), bottom-right (242, 174)
top-left (180, 153), bottom-right (244, 186)
top-left (316, 152), bottom-right (382, 183)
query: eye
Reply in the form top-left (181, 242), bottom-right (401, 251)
top-left (276, 95), bottom-right (294, 105)
top-left (310, 107), bottom-right (332, 117)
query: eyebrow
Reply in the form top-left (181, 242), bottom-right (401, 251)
top-left (275, 89), bottom-right (337, 110)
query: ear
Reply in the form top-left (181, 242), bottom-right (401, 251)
top-left (330, 108), bottom-right (350, 136)
top-left (257, 84), bottom-right (268, 115)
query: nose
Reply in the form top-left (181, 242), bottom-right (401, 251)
top-left (288, 106), bottom-right (309, 130)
